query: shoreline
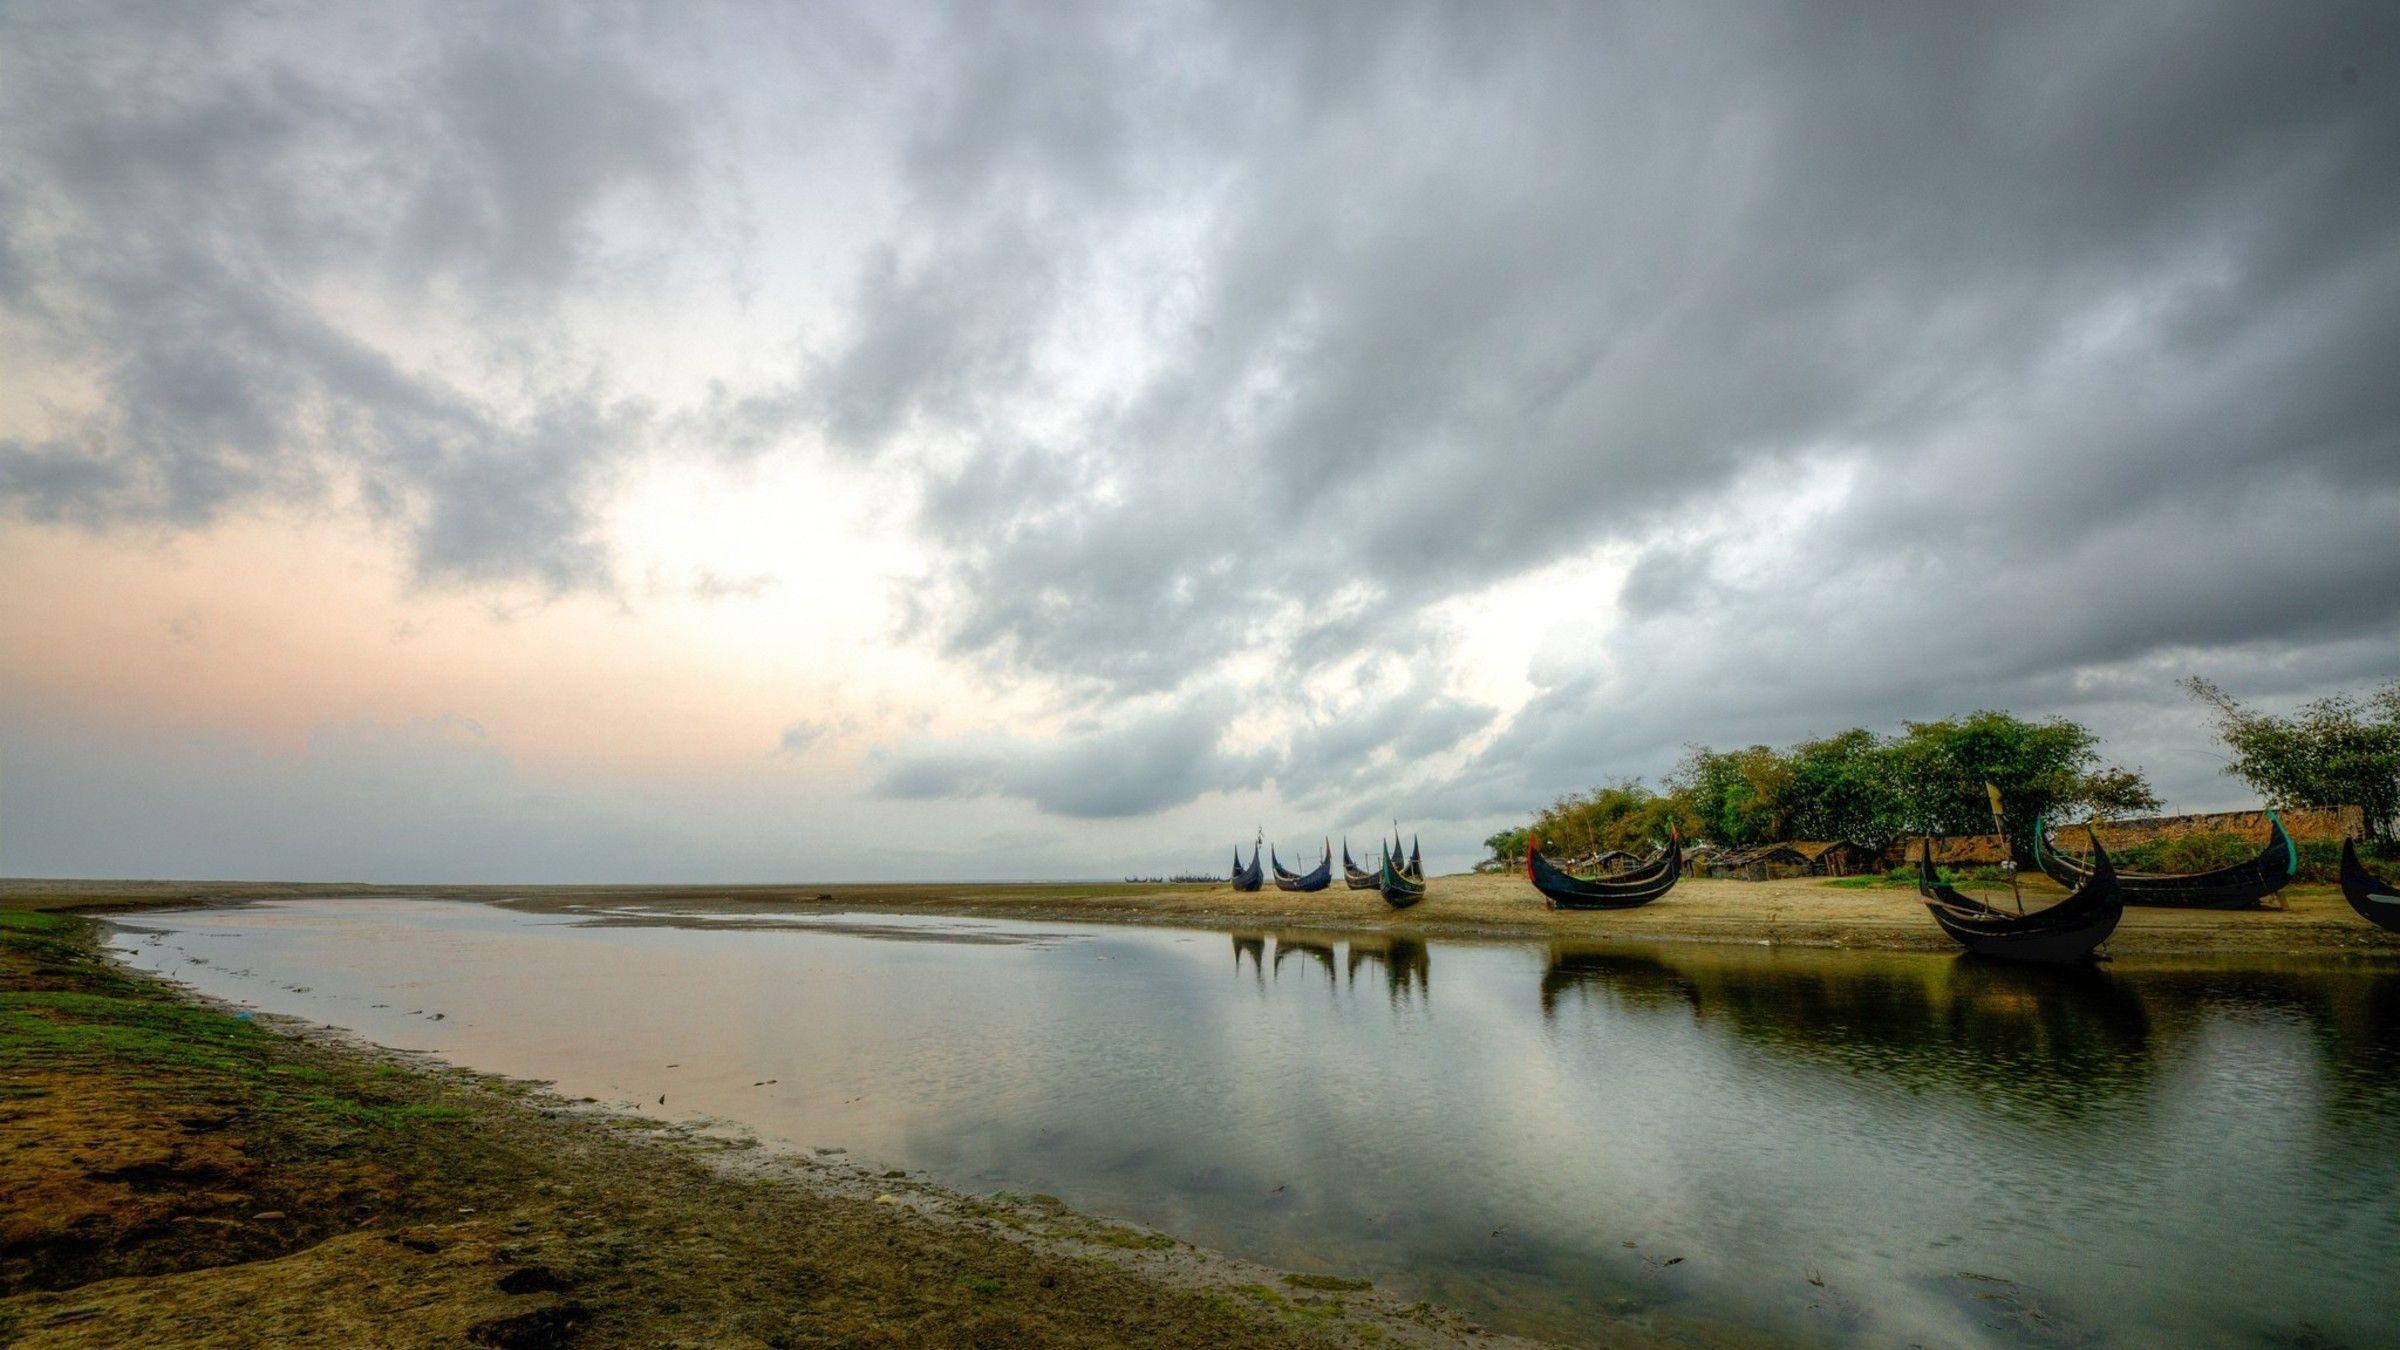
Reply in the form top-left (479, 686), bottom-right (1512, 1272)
top-left (1, 901), bottom-right (1559, 1348)
top-left (12, 872), bottom-right (2398, 959)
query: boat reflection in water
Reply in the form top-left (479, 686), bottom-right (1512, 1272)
top-left (1227, 930), bottom-right (1430, 1004)
top-left (1270, 931), bottom-right (1340, 986)
top-left (1231, 932), bottom-right (1267, 983)
top-left (1344, 933), bottom-right (1429, 1004)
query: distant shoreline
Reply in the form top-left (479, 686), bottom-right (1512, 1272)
top-left (9, 873), bottom-right (2397, 958)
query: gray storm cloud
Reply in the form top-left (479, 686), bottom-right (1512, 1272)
top-left (5, 0), bottom-right (2397, 868)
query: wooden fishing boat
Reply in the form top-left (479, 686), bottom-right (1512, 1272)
top-left (1378, 840), bottom-right (1425, 909)
top-left (1341, 839), bottom-right (1380, 890)
top-left (1229, 839), bottom-right (1264, 892)
top-left (2339, 840), bottom-right (2400, 933)
top-left (1405, 835), bottom-right (1423, 882)
top-left (1921, 831), bottom-right (2121, 963)
top-left (1272, 840), bottom-right (1333, 893)
top-left (1556, 842), bottom-right (1677, 886)
top-left (1526, 829), bottom-right (1681, 910)
top-left (2033, 813), bottom-right (2295, 908)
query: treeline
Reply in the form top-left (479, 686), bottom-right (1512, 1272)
top-left (1484, 711), bottom-right (2155, 866)
top-left (1486, 677), bottom-right (2400, 868)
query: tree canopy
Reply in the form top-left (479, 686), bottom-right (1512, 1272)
top-left (2186, 677), bottom-right (2400, 840)
top-left (1493, 709), bottom-right (2159, 866)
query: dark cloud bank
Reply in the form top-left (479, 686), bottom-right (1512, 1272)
top-left (6, 1), bottom-right (2397, 872)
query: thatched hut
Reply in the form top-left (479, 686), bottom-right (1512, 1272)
top-left (1709, 840), bottom-right (1874, 880)
top-left (1708, 844), bottom-right (1810, 881)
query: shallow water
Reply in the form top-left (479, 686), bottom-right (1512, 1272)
top-left (109, 899), bottom-right (2400, 1346)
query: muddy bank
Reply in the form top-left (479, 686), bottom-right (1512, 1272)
top-left (0, 903), bottom-right (1556, 1348)
top-left (12, 871), bottom-right (2391, 957)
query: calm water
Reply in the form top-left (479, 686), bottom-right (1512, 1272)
top-left (109, 899), bottom-right (2400, 1347)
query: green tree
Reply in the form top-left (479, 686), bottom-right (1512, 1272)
top-left (2185, 677), bottom-right (2400, 840)
top-left (1482, 827), bottom-right (1530, 869)
top-left (1778, 728), bottom-right (1898, 847)
top-left (1665, 745), bottom-right (1787, 847)
top-left (1880, 711), bottom-right (2159, 848)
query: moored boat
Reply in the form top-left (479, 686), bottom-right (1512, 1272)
top-left (1341, 839), bottom-right (1380, 890)
top-left (2032, 813), bottom-right (2295, 909)
top-left (1526, 828), bottom-right (1682, 910)
top-left (1921, 831), bottom-right (2122, 963)
top-left (2339, 840), bottom-right (2400, 933)
top-left (1378, 840), bottom-right (1426, 908)
top-left (1272, 840), bottom-right (1334, 893)
top-left (1230, 837), bottom-right (1264, 892)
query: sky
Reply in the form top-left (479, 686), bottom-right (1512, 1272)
top-left (3, 0), bottom-right (2396, 883)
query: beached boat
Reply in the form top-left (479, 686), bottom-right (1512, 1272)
top-left (1405, 836), bottom-right (1423, 882)
top-left (2339, 840), bottom-right (2400, 933)
top-left (1272, 840), bottom-right (1333, 893)
top-left (1378, 840), bottom-right (1425, 908)
top-left (1556, 842), bottom-right (1677, 887)
top-left (1341, 839), bottom-right (1380, 890)
top-left (1526, 829), bottom-right (1681, 909)
top-left (2033, 813), bottom-right (2294, 908)
top-left (1921, 832), bottom-right (2122, 963)
top-left (1230, 839), bottom-right (1264, 892)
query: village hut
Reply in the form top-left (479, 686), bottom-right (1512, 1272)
top-left (1708, 843), bottom-right (1810, 881)
top-left (1592, 848), bottom-right (1642, 875)
top-left (1709, 840), bottom-right (1873, 880)
top-left (1788, 840), bottom-right (1877, 877)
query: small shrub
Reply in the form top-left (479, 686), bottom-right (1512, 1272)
top-left (2121, 831), bottom-right (2255, 875)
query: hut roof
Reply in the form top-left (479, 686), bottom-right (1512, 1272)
top-left (1787, 840), bottom-right (1865, 861)
top-left (1716, 843), bottom-right (1809, 866)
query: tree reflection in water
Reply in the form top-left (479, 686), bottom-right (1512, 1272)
top-left (1539, 940), bottom-right (2158, 1119)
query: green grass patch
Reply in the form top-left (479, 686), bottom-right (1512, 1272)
top-left (299, 1097), bottom-right (470, 1129)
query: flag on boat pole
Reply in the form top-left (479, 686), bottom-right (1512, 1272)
top-left (1986, 782), bottom-right (2024, 915)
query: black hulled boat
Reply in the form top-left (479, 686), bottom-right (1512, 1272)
top-left (1230, 838), bottom-right (1264, 892)
top-left (2340, 840), bottom-right (2400, 933)
top-left (1378, 840), bottom-right (1425, 909)
top-left (1341, 839), bottom-right (1379, 890)
top-left (1525, 829), bottom-right (1682, 910)
top-left (1921, 831), bottom-right (2122, 963)
top-left (1272, 840), bottom-right (1334, 893)
top-left (2033, 813), bottom-right (2296, 909)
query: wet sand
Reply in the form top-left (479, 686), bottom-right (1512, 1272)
top-left (15, 872), bottom-right (2393, 957)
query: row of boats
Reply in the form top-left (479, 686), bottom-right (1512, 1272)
top-left (1226, 813), bottom-right (2400, 965)
top-left (1230, 833), bottom-right (1427, 906)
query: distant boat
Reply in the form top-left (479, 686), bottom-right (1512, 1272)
top-left (2033, 812), bottom-right (2295, 909)
top-left (2340, 840), bottom-right (2400, 933)
top-left (1230, 837), bottom-right (1264, 892)
top-left (1526, 828), bottom-right (1681, 910)
top-left (1272, 840), bottom-right (1333, 893)
top-left (1921, 831), bottom-right (2122, 963)
top-left (1341, 839), bottom-right (1380, 890)
top-left (1378, 839), bottom-right (1425, 909)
